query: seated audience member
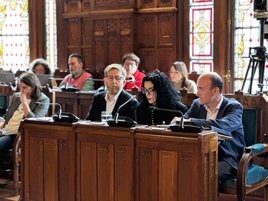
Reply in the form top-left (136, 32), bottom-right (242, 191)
top-left (169, 61), bottom-right (197, 93)
top-left (59, 53), bottom-right (94, 91)
top-left (86, 63), bottom-right (138, 121)
top-left (173, 72), bottom-right (245, 191)
top-left (122, 53), bottom-right (145, 91)
top-left (136, 70), bottom-right (187, 125)
top-left (29, 58), bottom-right (57, 87)
top-left (29, 58), bottom-right (51, 75)
top-left (0, 72), bottom-right (49, 160)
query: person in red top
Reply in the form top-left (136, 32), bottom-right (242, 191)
top-left (122, 53), bottom-right (145, 91)
top-left (59, 53), bottom-right (94, 91)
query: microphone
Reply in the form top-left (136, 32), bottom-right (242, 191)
top-left (149, 106), bottom-right (202, 133)
top-left (61, 83), bottom-right (80, 92)
top-left (36, 102), bottom-right (79, 123)
top-left (115, 95), bottom-right (136, 123)
top-left (107, 95), bottom-right (137, 127)
top-left (149, 106), bottom-right (184, 127)
top-left (37, 102), bottom-right (62, 118)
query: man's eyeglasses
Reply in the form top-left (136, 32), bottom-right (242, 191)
top-left (106, 75), bottom-right (123, 81)
top-left (142, 87), bottom-right (155, 95)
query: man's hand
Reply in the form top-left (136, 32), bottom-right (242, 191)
top-left (170, 117), bottom-right (191, 125)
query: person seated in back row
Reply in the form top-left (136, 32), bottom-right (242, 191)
top-left (122, 53), bottom-right (145, 91)
top-left (29, 58), bottom-right (57, 87)
top-left (169, 61), bottom-right (197, 93)
top-left (59, 53), bottom-right (94, 91)
top-left (86, 63), bottom-right (138, 122)
top-left (0, 72), bottom-right (49, 161)
top-left (172, 72), bottom-right (245, 191)
top-left (29, 58), bottom-right (51, 75)
top-left (136, 70), bottom-right (187, 125)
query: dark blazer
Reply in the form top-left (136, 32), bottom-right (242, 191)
top-left (137, 101), bottom-right (188, 125)
top-left (184, 97), bottom-right (245, 169)
top-left (86, 90), bottom-right (138, 121)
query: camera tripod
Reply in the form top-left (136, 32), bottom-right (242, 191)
top-left (241, 47), bottom-right (266, 94)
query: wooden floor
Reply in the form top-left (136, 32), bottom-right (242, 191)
top-left (0, 178), bottom-right (264, 201)
top-left (0, 179), bottom-right (19, 201)
top-left (219, 193), bottom-right (264, 201)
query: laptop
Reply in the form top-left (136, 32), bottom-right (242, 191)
top-left (37, 74), bottom-right (52, 86)
top-left (0, 72), bottom-right (15, 85)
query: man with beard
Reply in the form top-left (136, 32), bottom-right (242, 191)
top-left (86, 63), bottom-right (138, 121)
top-left (59, 53), bottom-right (94, 91)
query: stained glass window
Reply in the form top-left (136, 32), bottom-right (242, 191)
top-left (0, 0), bottom-right (57, 73)
top-left (234, 1), bottom-right (268, 93)
top-left (189, 0), bottom-right (214, 74)
top-left (0, 0), bottom-right (29, 72)
top-left (45, 0), bottom-right (57, 72)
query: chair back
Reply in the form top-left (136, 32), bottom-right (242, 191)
top-left (225, 91), bottom-right (268, 144)
top-left (242, 109), bottom-right (257, 146)
top-left (221, 91), bottom-right (268, 200)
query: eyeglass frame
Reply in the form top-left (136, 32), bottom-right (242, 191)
top-left (142, 87), bottom-right (155, 95)
top-left (105, 75), bottom-right (124, 82)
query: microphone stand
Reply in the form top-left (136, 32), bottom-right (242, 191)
top-left (149, 106), bottom-right (184, 126)
top-left (115, 95), bottom-right (136, 123)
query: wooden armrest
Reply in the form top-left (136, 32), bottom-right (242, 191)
top-left (12, 132), bottom-right (21, 164)
top-left (236, 143), bottom-right (268, 197)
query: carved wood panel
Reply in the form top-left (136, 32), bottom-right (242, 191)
top-left (158, 14), bottom-right (174, 44)
top-left (138, 15), bottom-right (157, 48)
top-left (67, 19), bottom-right (81, 46)
top-left (59, 0), bottom-right (177, 76)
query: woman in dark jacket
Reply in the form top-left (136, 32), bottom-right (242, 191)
top-left (137, 70), bottom-right (187, 125)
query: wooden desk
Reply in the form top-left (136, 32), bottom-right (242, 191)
top-left (49, 90), bottom-right (96, 119)
top-left (20, 120), bottom-right (218, 201)
top-left (75, 122), bottom-right (134, 201)
top-left (134, 127), bottom-right (218, 201)
top-left (20, 119), bottom-right (75, 201)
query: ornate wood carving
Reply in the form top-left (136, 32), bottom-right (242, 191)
top-left (159, 0), bottom-right (173, 7)
top-left (67, 19), bottom-right (81, 45)
top-left (138, 0), bottom-right (154, 8)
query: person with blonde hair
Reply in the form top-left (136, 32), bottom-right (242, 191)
top-left (87, 63), bottom-right (138, 121)
top-left (169, 61), bottom-right (197, 93)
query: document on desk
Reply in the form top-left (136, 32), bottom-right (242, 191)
top-left (26, 117), bottom-right (54, 122)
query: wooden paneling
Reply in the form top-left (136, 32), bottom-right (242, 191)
top-left (138, 15), bottom-right (157, 48)
top-left (158, 48), bottom-right (174, 72)
top-left (21, 120), bottom-right (218, 201)
top-left (29, 0), bottom-right (46, 60)
top-left (67, 19), bottom-right (82, 46)
top-left (29, 0), bottom-right (233, 91)
top-left (158, 14), bottom-right (175, 45)
top-left (139, 49), bottom-right (157, 72)
top-left (76, 125), bottom-right (134, 201)
top-left (49, 91), bottom-right (95, 119)
top-left (135, 128), bottom-right (218, 201)
top-left (57, 0), bottom-right (178, 75)
top-left (21, 121), bottom-right (75, 201)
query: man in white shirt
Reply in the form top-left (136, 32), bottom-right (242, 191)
top-left (86, 63), bottom-right (138, 121)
